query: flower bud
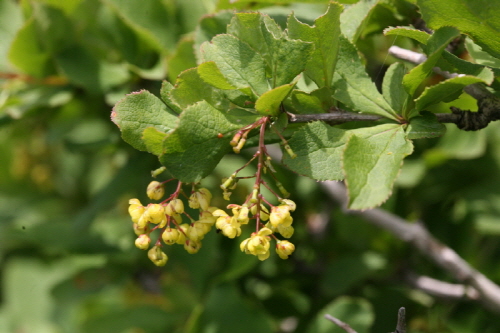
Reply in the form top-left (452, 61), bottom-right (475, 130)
top-left (151, 166), bottom-right (166, 178)
top-left (162, 227), bottom-right (180, 245)
top-left (129, 204), bottom-right (145, 223)
top-left (148, 246), bottom-right (168, 266)
top-left (133, 223), bottom-right (149, 236)
top-left (184, 239), bottom-right (201, 254)
top-left (147, 181), bottom-right (165, 200)
top-left (135, 234), bottom-right (151, 250)
top-left (147, 204), bottom-right (166, 225)
top-left (276, 240), bottom-right (295, 259)
top-left (165, 199), bottom-right (184, 215)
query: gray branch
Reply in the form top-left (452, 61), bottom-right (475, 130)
top-left (321, 181), bottom-right (500, 314)
top-left (405, 272), bottom-right (480, 300)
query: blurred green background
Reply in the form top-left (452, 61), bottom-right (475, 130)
top-left (2, 0), bottom-right (500, 332)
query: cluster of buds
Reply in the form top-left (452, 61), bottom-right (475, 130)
top-left (128, 176), bottom-right (217, 266)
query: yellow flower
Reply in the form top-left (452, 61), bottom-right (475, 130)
top-left (162, 227), bottom-right (180, 245)
top-left (146, 181), bottom-right (165, 200)
top-left (276, 240), bottom-right (295, 259)
top-left (184, 239), bottom-right (202, 254)
top-left (148, 246), bottom-right (168, 266)
top-left (135, 234), bottom-right (150, 250)
top-left (240, 228), bottom-right (273, 260)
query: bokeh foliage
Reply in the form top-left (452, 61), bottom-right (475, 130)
top-left (2, 0), bottom-right (500, 332)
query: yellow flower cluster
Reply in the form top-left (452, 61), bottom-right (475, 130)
top-left (211, 199), bottom-right (297, 261)
top-left (128, 177), bottom-right (297, 265)
top-left (128, 181), bottom-right (217, 266)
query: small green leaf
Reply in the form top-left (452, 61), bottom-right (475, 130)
top-left (290, 87), bottom-right (333, 114)
top-left (403, 26), bottom-right (460, 97)
top-left (198, 61), bottom-right (238, 90)
top-left (418, 0), bottom-right (500, 59)
top-left (111, 90), bottom-right (178, 152)
top-left (159, 101), bottom-right (260, 183)
top-left (201, 34), bottom-right (269, 96)
top-left (169, 67), bottom-right (229, 111)
top-left (382, 62), bottom-right (409, 114)
top-left (384, 26), bottom-right (430, 45)
top-left (142, 127), bottom-right (167, 155)
top-left (340, 0), bottom-right (378, 42)
top-left (255, 83), bottom-right (295, 116)
top-left (406, 111), bottom-right (446, 139)
top-left (287, 3), bottom-right (343, 89)
top-left (415, 75), bottom-right (487, 112)
top-left (344, 125), bottom-right (413, 209)
top-left (332, 36), bottom-right (398, 120)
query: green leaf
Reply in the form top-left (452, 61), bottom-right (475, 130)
top-left (406, 111), bottom-right (446, 139)
top-left (344, 125), bottom-right (413, 209)
top-left (111, 90), bottom-right (178, 152)
top-left (283, 123), bottom-right (401, 182)
top-left (167, 35), bottom-right (197, 83)
top-left (255, 83), bottom-right (295, 116)
top-left (340, 0), bottom-right (378, 42)
top-left (382, 62), bottom-right (409, 114)
top-left (104, 0), bottom-right (178, 53)
top-left (418, 0), bottom-right (500, 59)
top-left (332, 36), bottom-right (399, 120)
top-left (159, 101), bottom-right (260, 183)
top-left (290, 87), bottom-right (333, 114)
top-left (283, 122), bottom-right (348, 181)
top-left (198, 61), bottom-right (238, 90)
top-left (287, 3), bottom-right (343, 89)
top-left (440, 51), bottom-right (497, 80)
top-left (465, 37), bottom-right (500, 70)
top-left (56, 45), bottom-right (130, 94)
top-left (0, 0), bottom-right (22, 71)
top-left (142, 127), bottom-right (167, 155)
top-left (228, 13), bottom-right (314, 88)
top-left (415, 75), bottom-right (487, 112)
top-left (307, 296), bottom-right (374, 333)
top-left (194, 11), bottom-right (235, 62)
top-left (169, 67), bottom-right (229, 111)
top-left (384, 26), bottom-right (430, 45)
top-left (8, 18), bottom-right (50, 78)
top-left (201, 34), bottom-right (269, 96)
top-left (403, 26), bottom-right (460, 97)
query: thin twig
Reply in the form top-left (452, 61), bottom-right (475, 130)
top-left (324, 314), bottom-right (358, 333)
top-left (405, 272), bottom-right (480, 300)
top-left (321, 181), bottom-right (500, 314)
